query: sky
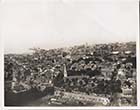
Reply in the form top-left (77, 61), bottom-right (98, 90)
top-left (2, 0), bottom-right (139, 54)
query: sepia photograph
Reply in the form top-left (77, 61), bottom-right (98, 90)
top-left (3, 0), bottom-right (138, 107)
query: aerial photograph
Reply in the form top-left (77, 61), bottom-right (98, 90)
top-left (4, 0), bottom-right (138, 107)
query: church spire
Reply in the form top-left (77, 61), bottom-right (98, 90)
top-left (63, 64), bottom-right (67, 78)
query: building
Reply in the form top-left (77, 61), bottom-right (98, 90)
top-left (54, 90), bottom-right (110, 106)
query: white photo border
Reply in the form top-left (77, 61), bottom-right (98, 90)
top-left (1, 0), bottom-right (139, 109)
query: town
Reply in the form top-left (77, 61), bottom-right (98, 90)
top-left (5, 42), bottom-right (137, 106)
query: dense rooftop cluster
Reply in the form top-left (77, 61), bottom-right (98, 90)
top-left (5, 42), bottom-right (136, 106)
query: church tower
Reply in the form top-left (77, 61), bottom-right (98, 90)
top-left (63, 64), bottom-right (67, 78)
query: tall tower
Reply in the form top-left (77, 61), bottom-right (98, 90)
top-left (11, 71), bottom-right (17, 90)
top-left (63, 64), bottom-right (67, 78)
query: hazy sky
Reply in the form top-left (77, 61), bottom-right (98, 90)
top-left (2, 0), bottom-right (139, 53)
